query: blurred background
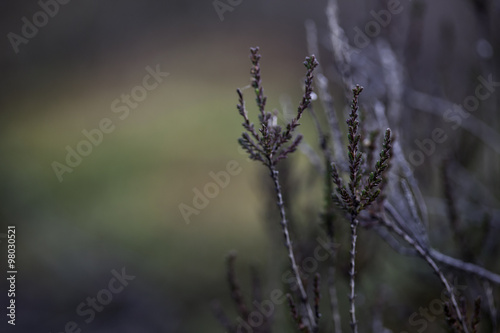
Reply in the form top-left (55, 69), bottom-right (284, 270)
top-left (0, 0), bottom-right (499, 332)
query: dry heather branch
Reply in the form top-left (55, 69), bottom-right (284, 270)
top-left (217, 15), bottom-right (500, 330)
top-left (237, 47), bottom-right (319, 332)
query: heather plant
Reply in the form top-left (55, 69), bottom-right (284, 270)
top-left (236, 46), bottom-right (320, 332)
top-left (329, 84), bottom-right (392, 333)
top-left (211, 43), bottom-right (500, 333)
top-left (213, 2), bottom-right (500, 330)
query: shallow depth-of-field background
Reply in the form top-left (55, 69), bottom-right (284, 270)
top-left (0, 1), bottom-right (499, 332)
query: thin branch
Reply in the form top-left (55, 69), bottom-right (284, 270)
top-left (349, 216), bottom-right (359, 333)
top-left (379, 217), bottom-right (470, 333)
top-left (429, 249), bottom-right (500, 285)
top-left (269, 165), bottom-right (317, 331)
top-left (372, 220), bottom-right (500, 285)
top-left (384, 201), bottom-right (427, 250)
top-left (372, 225), bottom-right (416, 256)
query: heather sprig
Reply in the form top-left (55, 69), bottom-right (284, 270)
top-left (238, 47), bottom-right (319, 167)
top-left (330, 85), bottom-right (392, 333)
top-left (359, 128), bottom-right (392, 210)
top-left (331, 85), bottom-right (392, 215)
top-left (237, 47), bottom-right (319, 332)
top-left (346, 85), bottom-right (363, 207)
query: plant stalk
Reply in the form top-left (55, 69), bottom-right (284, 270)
top-left (269, 165), bottom-right (317, 331)
top-left (349, 214), bottom-right (359, 333)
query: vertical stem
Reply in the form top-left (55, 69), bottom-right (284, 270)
top-left (349, 215), bottom-right (359, 333)
top-left (269, 165), bottom-right (317, 331)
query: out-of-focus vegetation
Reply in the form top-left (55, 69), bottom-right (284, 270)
top-left (0, 1), bottom-right (499, 332)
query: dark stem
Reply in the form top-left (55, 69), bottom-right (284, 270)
top-left (349, 214), bottom-right (359, 333)
top-left (269, 164), bottom-right (317, 331)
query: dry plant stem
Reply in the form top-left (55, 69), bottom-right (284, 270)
top-left (346, 86), bottom-right (362, 333)
top-left (380, 218), bottom-right (470, 333)
top-left (237, 47), bottom-right (319, 332)
top-left (349, 215), bottom-right (359, 333)
top-left (430, 250), bottom-right (500, 285)
top-left (384, 201), bottom-right (500, 284)
top-left (373, 225), bottom-right (416, 256)
top-left (331, 85), bottom-right (386, 333)
top-left (269, 164), bottom-right (317, 331)
top-left (377, 221), bottom-right (500, 284)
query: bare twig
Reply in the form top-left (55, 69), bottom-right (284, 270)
top-left (430, 250), bottom-right (500, 285)
top-left (331, 86), bottom-right (392, 333)
top-left (373, 219), bottom-right (500, 285)
top-left (349, 215), bottom-right (359, 333)
top-left (269, 166), bottom-right (317, 330)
